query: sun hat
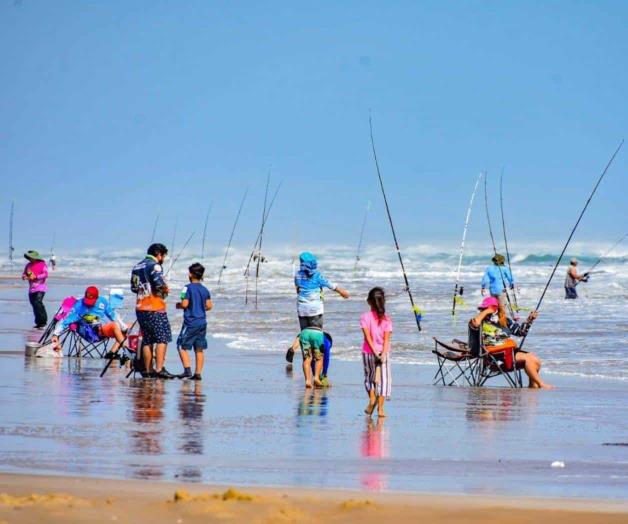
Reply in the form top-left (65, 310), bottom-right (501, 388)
top-left (24, 250), bottom-right (44, 261)
top-left (478, 296), bottom-right (499, 310)
top-left (84, 286), bottom-right (99, 307)
top-left (570, 258), bottom-right (578, 265)
top-left (492, 254), bottom-right (505, 265)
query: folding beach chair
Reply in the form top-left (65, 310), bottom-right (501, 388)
top-left (38, 296), bottom-right (77, 344)
top-left (432, 337), bottom-right (480, 386)
top-left (475, 339), bottom-right (524, 388)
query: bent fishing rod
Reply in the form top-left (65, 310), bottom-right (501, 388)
top-left (484, 171), bottom-right (517, 318)
top-left (354, 201), bottom-right (372, 272)
top-left (576, 232), bottom-right (628, 286)
top-left (369, 114), bottom-right (422, 332)
top-left (452, 172), bottom-right (482, 315)
top-left (216, 188), bottom-right (249, 286)
top-left (518, 140), bottom-right (624, 351)
top-left (499, 168), bottom-right (519, 311)
top-left (245, 173), bottom-right (271, 307)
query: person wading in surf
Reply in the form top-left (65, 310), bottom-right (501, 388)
top-left (481, 253), bottom-right (515, 308)
top-left (564, 258), bottom-right (589, 299)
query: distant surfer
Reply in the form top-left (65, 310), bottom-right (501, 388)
top-left (21, 250), bottom-right (49, 329)
top-left (49, 254), bottom-right (57, 270)
top-left (285, 252), bottom-right (349, 363)
top-left (564, 258), bottom-right (589, 299)
top-left (481, 254), bottom-right (515, 308)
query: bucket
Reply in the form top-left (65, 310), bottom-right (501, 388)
top-left (25, 341), bottom-right (42, 357)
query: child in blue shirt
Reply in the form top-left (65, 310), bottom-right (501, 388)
top-left (176, 263), bottom-right (213, 380)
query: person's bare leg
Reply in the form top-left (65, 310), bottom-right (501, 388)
top-left (195, 350), bottom-right (204, 376)
top-left (291, 336), bottom-right (300, 351)
top-left (517, 353), bottom-right (553, 389)
top-left (110, 324), bottom-right (125, 353)
top-left (313, 357), bottom-right (324, 387)
top-left (365, 389), bottom-right (376, 416)
top-left (377, 395), bottom-right (386, 417)
top-left (155, 343), bottom-right (167, 372)
top-left (302, 357), bottom-right (313, 388)
top-left (142, 344), bottom-right (153, 373)
top-left (179, 348), bottom-right (191, 369)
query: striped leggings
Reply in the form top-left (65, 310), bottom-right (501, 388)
top-left (363, 352), bottom-right (392, 399)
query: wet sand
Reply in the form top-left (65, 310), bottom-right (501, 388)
top-left (1, 276), bottom-right (627, 521)
top-left (0, 472), bottom-right (626, 524)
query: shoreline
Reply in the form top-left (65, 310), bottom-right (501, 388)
top-left (0, 472), bottom-right (627, 524)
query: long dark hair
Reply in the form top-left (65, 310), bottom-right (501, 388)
top-left (367, 287), bottom-right (386, 321)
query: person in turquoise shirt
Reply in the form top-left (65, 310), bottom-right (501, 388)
top-left (481, 254), bottom-right (515, 306)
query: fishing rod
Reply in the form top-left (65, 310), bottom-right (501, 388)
top-left (254, 174), bottom-right (271, 309)
top-left (170, 217), bottom-right (179, 257)
top-left (518, 140), bottom-right (624, 351)
top-left (201, 202), bottom-right (213, 259)
top-left (484, 172), bottom-right (516, 318)
top-left (243, 179), bottom-right (283, 281)
top-left (576, 232), bottom-right (628, 286)
top-left (245, 174), bottom-right (271, 306)
top-left (499, 168), bottom-right (519, 311)
top-left (216, 188), bottom-right (249, 286)
top-left (353, 201), bottom-right (372, 272)
top-left (369, 114), bottom-right (422, 332)
top-left (165, 230), bottom-right (195, 278)
top-left (8, 201), bottom-right (14, 263)
top-left (150, 214), bottom-right (159, 244)
top-left (452, 173), bottom-right (483, 316)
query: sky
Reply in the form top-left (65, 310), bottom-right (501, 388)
top-left (1, 0), bottom-right (627, 256)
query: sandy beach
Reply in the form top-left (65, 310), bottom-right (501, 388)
top-left (1, 276), bottom-right (627, 523)
top-left (1, 472), bottom-right (627, 524)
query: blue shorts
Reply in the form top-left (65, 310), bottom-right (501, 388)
top-left (177, 324), bottom-right (208, 351)
top-left (136, 310), bottom-right (172, 345)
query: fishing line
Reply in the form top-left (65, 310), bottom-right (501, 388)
top-left (216, 188), bottom-right (249, 286)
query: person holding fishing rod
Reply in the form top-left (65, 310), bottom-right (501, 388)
top-left (130, 243), bottom-right (175, 379)
top-left (481, 254), bottom-right (516, 308)
top-left (564, 258), bottom-right (589, 299)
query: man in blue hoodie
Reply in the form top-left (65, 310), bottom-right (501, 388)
top-left (481, 254), bottom-right (515, 307)
top-left (285, 252), bottom-right (349, 362)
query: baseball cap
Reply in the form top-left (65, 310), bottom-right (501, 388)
top-left (478, 296), bottom-right (499, 310)
top-left (84, 286), bottom-right (99, 307)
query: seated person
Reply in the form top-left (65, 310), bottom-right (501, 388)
top-left (469, 296), bottom-right (553, 389)
top-left (51, 286), bottom-right (128, 354)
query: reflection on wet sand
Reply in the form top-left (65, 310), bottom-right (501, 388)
top-left (176, 381), bottom-right (206, 481)
top-left (297, 388), bottom-right (328, 418)
top-left (465, 387), bottom-right (536, 423)
top-left (360, 417), bottom-right (389, 491)
top-left (128, 379), bottom-right (166, 480)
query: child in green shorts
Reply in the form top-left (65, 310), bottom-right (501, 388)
top-left (299, 326), bottom-right (325, 388)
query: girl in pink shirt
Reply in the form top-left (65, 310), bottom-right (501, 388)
top-left (360, 287), bottom-right (392, 418)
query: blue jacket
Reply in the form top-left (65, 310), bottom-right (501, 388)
top-left (54, 296), bottom-right (122, 336)
top-left (481, 265), bottom-right (514, 295)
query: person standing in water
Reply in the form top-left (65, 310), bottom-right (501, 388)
top-left (21, 250), bottom-right (49, 329)
top-left (564, 258), bottom-right (588, 299)
top-left (360, 287), bottom-right (392, 418)
top-left (285, 252), bottom-right (349, 362)
top-left (481, 253), bottom-right (515, 307)
top-left (131, 243), bottom-right (174, 379)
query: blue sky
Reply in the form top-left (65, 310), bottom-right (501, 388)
top-left (1, 1), bottom-right (626, 255)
